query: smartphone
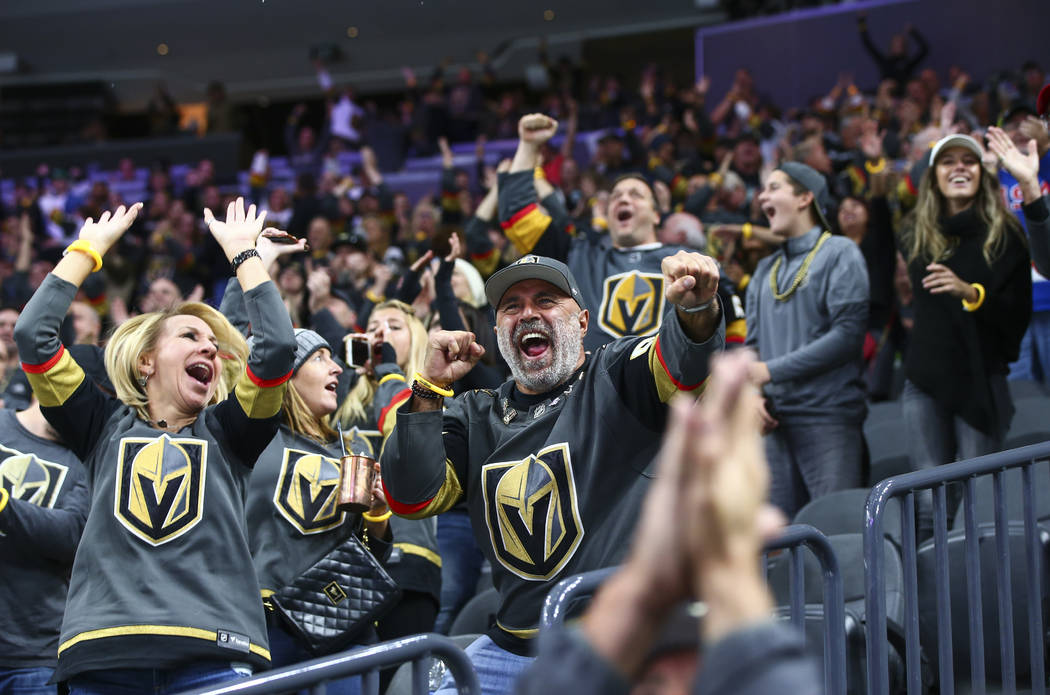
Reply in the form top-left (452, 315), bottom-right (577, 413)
top-left (347, 336), bottom-right (370, 368)
top-left (261, 230), bottom-right (301, 245)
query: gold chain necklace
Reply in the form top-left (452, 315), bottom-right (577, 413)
top-left (769, 231), bottom-right (832, 301)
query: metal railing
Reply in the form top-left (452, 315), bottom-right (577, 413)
top-left (176, 633), bottom-right (479, 695)
top-left (864, 441), bottom-right (1050, 695)
top-left (539, 525), bottom-right (846, 695)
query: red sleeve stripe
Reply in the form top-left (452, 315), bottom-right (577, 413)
top-left (905, 175), bottom-right (917, 196)
top-left (22, 345), bottom-right (65, 374)
top-left (377, 387), bottom-right (412, 433)
top-left (245, 365), bottom-right (293, 388)
top-left (654, 337), bottom-right (704, 391)
top-left (382, 478), bottom-right (434, 515)
top-left (500, 202), bottom-right (538, 230)
top-left (726, 335), bottom-right (745, 344)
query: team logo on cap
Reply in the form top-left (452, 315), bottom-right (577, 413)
top-left (114, 435), bottom-right (207, 546)
top-left (274, 448), bottom-right (345, 535)
top-left (0, 444), bottom-right (68, 509)
top-left (516, 255), bottom-right (540, 265)
top-left (481, 443), bottom-right (583, 581)
top-left (598, 270), bottom-right (666, 338)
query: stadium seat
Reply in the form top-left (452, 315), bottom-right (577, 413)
top-left (448, 587), bottom-right (499, 637)
top-left (1003, 402), bottom-right (1050, 450)
top-left (916, 522), bottom-right (1050, 691)
top-left (794, 489), bottom-right (904, 549)
top-left (950, 460), bottom-right (1050, 528)
top-left (767, 533), bottom-right (911, 694)
top-left (1007, 379), bottom-right (1049, 402)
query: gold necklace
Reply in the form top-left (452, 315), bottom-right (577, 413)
top-left (769, 231), bottom-right (832, 301)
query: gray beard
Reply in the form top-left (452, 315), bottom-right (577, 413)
top-left (497, 315), bottom-right (582, 393)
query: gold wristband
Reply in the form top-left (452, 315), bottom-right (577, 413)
top-left (961, 283), bottom-right (986, 312)
top-left (865, 158), bottom-right (887, 174)
top-left (534, 166), bottom-right (546, 181)
top-left (362, 509), bottom-right (392, 523)
top-left (0, 486), bottom-right (8, 514)
top-left (741, 222), bottom-right (753, 241)
top-left (64, 240), bottom-right (103, 273)
top-left (365, 290), bottom-right (385, 304)
top-left (413, 372), bottom-right (454, 398)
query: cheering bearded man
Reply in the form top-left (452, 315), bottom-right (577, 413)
top-left (380, 252), bottom-right (725, 695)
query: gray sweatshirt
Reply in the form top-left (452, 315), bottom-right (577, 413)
top-left (746, 227), bottom-right (869, 423)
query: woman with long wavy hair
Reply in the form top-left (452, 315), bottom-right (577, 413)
top-left (902, 134), bottom-right (1031, 535)
top-left (335, 300), bottom-right (442, 688)
top-left (245, 329), bottom-right (391, 695)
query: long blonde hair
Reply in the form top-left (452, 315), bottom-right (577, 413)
top-left (104, 302), bottom-right (248, 422)
top-left (336, 300), bottom-right (427, 427)
top-left (907, 156), bottom-right (1024, 266)
top-left (283, 379), bottom-right (338, 443)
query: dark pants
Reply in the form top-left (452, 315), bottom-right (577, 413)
top-left (267, 619), bottom-right (362, 695)
top-left (902, 379), bottom-right (1006, 538)
top-left (765, 419), bottom-right (865, 519)
top-left (434, 509), bottom-right (485, 634)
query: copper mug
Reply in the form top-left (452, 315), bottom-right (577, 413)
top-left (337, 454), bottom-right (376, 513)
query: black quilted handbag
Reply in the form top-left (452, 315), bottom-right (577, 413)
top-left (271, 534), bottom-right (401, 655)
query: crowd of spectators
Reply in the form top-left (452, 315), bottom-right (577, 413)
top-left (2, 12), bottom-right (1050, 694)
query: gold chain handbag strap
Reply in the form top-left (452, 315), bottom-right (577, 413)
top-left (769, 231), bottom-right (832, 301)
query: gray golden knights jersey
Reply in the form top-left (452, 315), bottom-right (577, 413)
top-left (0, 407), bottom-right (88, 668)
top-left (381, 308), bottom-right (724, 655)
top-left (17, 275), bottom-right (296, 680)
top-left (497, 170), bottom-right (745, 353)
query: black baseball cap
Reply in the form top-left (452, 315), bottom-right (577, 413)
top-left (484, 255), bottom-right (584, 309)
top-left (778, 161), bottom-right (833, 232)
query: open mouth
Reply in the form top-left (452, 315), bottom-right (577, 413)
top-left (615, 208), bottom-right (633, 223)
top-left (185, 362), bottom-right (214, 386)
top-left (518, 331), bottom-right (551, 360)
top-left (762, 205), bottom-right (776, 220)
top-left (325, 381), bottom-right (338, 393)
top-left (949, 175), bottom-right (970, 185)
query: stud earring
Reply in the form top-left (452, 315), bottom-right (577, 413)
top-left (138, 373), bottom-right (149, 388)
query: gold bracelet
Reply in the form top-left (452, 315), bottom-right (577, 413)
top-left (362, 509), bottom-right (392, 523)
top-left (741, 222), bottom-right (753, 241)
top-left (961, 283), bottom-right (986, 312)
top-left (534, 166), bottom-right (546, 181)
top-left (63, 240), bottom-right (103, 273)
top-left (865, 158), bottom-right (887, 174)
top-left (413, 372), bottom-right (454, 398)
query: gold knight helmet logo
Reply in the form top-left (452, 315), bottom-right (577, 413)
top-left (0, 444), bottom-right (68, 509)
top-left (114, 435), bottom-right (207, 546)
top-left (481, 443), bottom-right (584, 581)
top-left (598, 270), bottom-right (665, 339)
top-left (274, 448), bottom-right (345, 535)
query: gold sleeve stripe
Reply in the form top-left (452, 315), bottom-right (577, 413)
top-left (59, 624), bottom-right (270, 661)
top-left (726, 318), bottom-right (747, 344)
top-left (497, 621), bottom-right (539, 639)
top-left (23, 348), bottom-right (86, 408)
top-left (500, 203), bottom-right (552, 255)
top-left (378, 388), bottom-right (412, 441)
top-left (469, 250), bottom-right (501, 278)
top-left (235, 374), bottom-right (287, 419)
top-left (648, 336), bottom-right (707, 403)
top-left (384, 459), bottom-right (464, 519)
top-left (395, 542), bottom-right (443, 568)
top-left (378, 373), bottom-right (407, 386)
top-left (0, 487), bottom-right (8, 514)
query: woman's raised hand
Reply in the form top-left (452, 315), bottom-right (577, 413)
top-left (203, 197), bottom-right (267, 263)
top-left (79, 203), bottom-right (143, 256)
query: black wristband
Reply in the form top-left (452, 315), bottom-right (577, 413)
top-left (411, 379), bottom-right (444, 400)
top-left (230, 248), bottom-right (260, 273)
